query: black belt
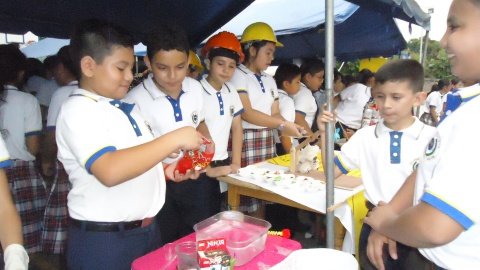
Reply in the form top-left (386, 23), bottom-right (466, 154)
top-left (210, 158), bottom-right (231, 168)
top-left (366, 201), bottom-right (376, 211)
top-left (69, 217), bottom-right (153, 232)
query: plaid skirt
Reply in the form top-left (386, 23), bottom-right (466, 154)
top-left (41, 160), bottom-right (70, 254)
top-left (238, 128), bottom-right (275, 213)
top-left (241, 128), bottom-right (276, 167)
top-left (6, 160), bottom-right (47, 254)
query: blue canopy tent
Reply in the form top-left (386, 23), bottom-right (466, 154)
top-left (1, 0), bottom-right (429, 61)
top-left (207, 0), bottom-right (430, 61)
top-left (20, 38), bottom-right (147, 58)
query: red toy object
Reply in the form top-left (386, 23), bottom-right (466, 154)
top-left (175, 137), bottom-right (214, 174)
top-left (268, 229), bottom-right (291, 239)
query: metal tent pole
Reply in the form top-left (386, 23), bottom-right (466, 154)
top-left (324, 0), bottom-right (335, 249)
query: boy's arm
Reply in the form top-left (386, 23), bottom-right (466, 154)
top-left (429, 106), bottom-right (439, 124)
top-left (90, 126), bottom-right (202, 187)
top-left (365, 172), bottom-right (463, 248)
top-left (25, 135), bottom-right (40, 156)
top-left (230, 116), bottom-right (243, 172)
top-left (366, 201), bottom-right (464, 248)
top-left (196, 121), bottom-right (212, 141)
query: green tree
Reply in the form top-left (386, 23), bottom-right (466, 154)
top-left (406, 38), bottom-right (451, 79)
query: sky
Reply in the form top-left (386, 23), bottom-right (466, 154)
top-left (397, 0), bottom-right (453, 41)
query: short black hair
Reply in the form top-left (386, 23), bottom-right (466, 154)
top-left (374, 59), bottom-right (424, 92)
top-left (300, 58), bottom-right (324, 78)
top-left (70, 19), bottom-right (134, 79)
top-left (145, 24), bottom-right (189, 60)
top-left (274, 63), bottom-right (301, 89)
top-left (357, 69), bottom-right (375, 85)
top-left (0, 44), bottom-right (27, 93)
top-left (57, 45), bottom-right (76, 77)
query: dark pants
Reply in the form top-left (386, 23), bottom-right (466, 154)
top-left (157, 173), bottom-right (220, 244)
top-left (66, 219), bottom-right (161, 270)
top-left (359, 223), bottom-right (433, 270)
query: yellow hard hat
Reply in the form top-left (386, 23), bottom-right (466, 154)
top-left (240, 22), bottom-right (283, 47)
top-left (188, 50), bottom-right (204, 73)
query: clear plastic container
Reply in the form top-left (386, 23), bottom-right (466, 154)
top-left (193, 211), bottom-right (271, 266)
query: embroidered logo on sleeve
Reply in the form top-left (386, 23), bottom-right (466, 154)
top-left (192, 111), bottom-right (199, 125)
top-left (424, 137), bottom-right (439, 160)
top-left (230, 105), bottom-right (235, 116)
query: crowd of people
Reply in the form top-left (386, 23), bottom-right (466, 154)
top-left (0, 0), bottom-right (479, 269)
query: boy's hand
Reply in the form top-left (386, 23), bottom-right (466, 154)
top-left (364, 201), bottom-right (398, 232)
top-left (171, 168), bottom-right (201, 182)
top-left (367, 230), bottom-right (398, 270)
top-left (316, 110), bottom-right (336, 134)
top-left (174, 127), bottom-right (203, 150)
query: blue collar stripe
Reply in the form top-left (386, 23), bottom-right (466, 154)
top-left (254, 74), bottom-right (266, 93)
top-left (389, 131), bottom-right (403, 164)
top-left (109, 100), bottom-right (142, 136)
top-left (216, 92), bottom-right (225, 116)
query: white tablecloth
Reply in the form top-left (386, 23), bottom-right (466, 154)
top-left (228, 162), bottom-right (364, 253)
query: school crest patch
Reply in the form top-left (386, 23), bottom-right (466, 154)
top-left (230, 105), bottom-right (235, 116)
top-left (424, 136), bottom-right (439, 160)
top-left (411, 158), bottom-right (420, 172)
top-left (192, 111), bottom-right (199, 125)
top-left (270, 88), bottom-right (275, 98)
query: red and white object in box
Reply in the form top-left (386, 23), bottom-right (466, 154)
top-left (197, 238), bottom-right (232, 270)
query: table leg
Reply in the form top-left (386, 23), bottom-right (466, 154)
top-left (227, 185), bottom-right (240, 211)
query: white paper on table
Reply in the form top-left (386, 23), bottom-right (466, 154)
top-left (227, 162), bottom-right (364, 254)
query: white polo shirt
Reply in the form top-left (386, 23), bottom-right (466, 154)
top-left (200, 79), bottom-right (243, 161)
top-left (425, 91), bottom-right (443, 117)
top-left (56, 88), bottom-right (165, 222)
top-left (36, 78), bottom-right (59, 107)
top-left (278, 89), bottom-right (295, 122)
top-left (415, 85), bottom-right (480, 269)
top-left (126, 74), bottom-right (204, 135)
top-left (334, 118), bottom-right (436, 205)
top-left (0, 136), bottom-right (13, 169)
top-left (46, 81), bottom-right (79, 130)
top-left (230, 64), bottom-right (279, 129)
top-left (293, 83), bottom-right (317, 128)
top-left (0, 85), bottom-right (42, 161)
top-left (335, 83), bottom-right (371, 129)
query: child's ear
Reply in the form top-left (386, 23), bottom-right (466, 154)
top-left (144, 56), bottom-right (152, 71)
top-left (282, 80), bottom-right (289, 90)
top-left (80, 56), bottom-right (96, 78)
top-left (414, 91), bottom-right (427, 106)
top-left (204, 59), bottom-right (211, 71)
top-left (248, 46), bottom-right (257, 58)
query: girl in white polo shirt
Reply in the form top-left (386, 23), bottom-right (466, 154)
top-left (230, 22), bottom-right (303, 215)
top-left (0, 44), bottom-right (46, 255)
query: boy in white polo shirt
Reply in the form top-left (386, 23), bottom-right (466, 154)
top-left (318, 59), bottom-right (436, 269)
top-left (273, 63), bottom-right (301, 154)
top-left (199, 31), bottom-right (244, 209)
top-left (294, 59), bottom-right (324, 134)
top-left (126, 24), bottom-right (211, 244)
top-left (365, 1), bottom-right (480, 269)
top-left (57, 19), bottom-right (202, 270)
